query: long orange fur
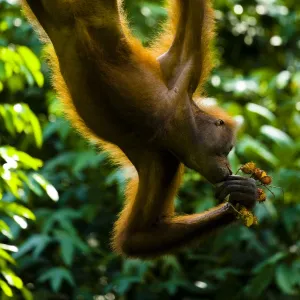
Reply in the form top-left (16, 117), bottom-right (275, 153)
top-left (20, 0), bottom-right (245, 258)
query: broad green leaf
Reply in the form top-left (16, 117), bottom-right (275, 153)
top-left (7, 75), bottom-right (25, 93)
top-left (276, 70), bottom-right (291, 89)
top-left (260, 125), bottom-right (294, 147)
top-left (237, 136), bottom-right (279, 166)
top-left (246, 103), bottom-right (276, 123)
top-left (17, 46), bottom-right (40, 72)
top-left (275, 263), bottom-right (298, 295)
top-left (253, 252), bottom-right (287, 273)
top-left (32, 70), bottom-right (44, 87)
top-left (244, 265), bottom-right (275, 298)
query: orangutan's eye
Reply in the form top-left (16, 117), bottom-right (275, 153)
top-left (215, 119), bottom-right (225, 126)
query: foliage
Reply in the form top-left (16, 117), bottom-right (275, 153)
top-left (0, 0), bottom-right (299, 299)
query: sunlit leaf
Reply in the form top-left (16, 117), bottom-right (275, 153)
top-left (13, 216), bottom-right (28, 229)
top-left (0, 105), bottom-right (16, 136)
top-left (32, 70), bottom-right (44, 87)
top-left (276, 70), bottom-right (291, 89)
top-left (0, 220), bottom-right (12, 239)
top-left (17, 46), bottom-right (40, 72)
top-left (0, 146), bottom-right (43, 170)
top-left (0, 249), bottom-right (16, 265)
top-left (246, 103), bottom-right (276, 123)
top-left (0, 202), bottom-right (35, 220)
top-left (0, 244), bottom-right (18, 253)
top-left (23, 105), bottom-right (43, 148)
top-left (260, 125), bottom-right (294, 147)
top-left (32, 173), bottom-right (59, 201)
top-left (2, 269), bottom-right (23, 289)
top-left (27, 174), bottom-right (44, 196)
top-left (0, 279), bottom-right (13, 297)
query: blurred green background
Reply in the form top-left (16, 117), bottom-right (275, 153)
top-left (0, 0), bottom-right (299, 299)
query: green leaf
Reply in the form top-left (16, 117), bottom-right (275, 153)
top-left (17, 46), bottom-right (40, 72)
top-left (34, 71), bottom-right (44, 87)
top-left (0, 105), bottom-right (16, 136)
top-left (260, 125), bottom-right (294, 147)
top-left (21, 287), bottom-right (33, 300)
top-left (42, 209), bottom-right (81, 234)
top-left (253, 252), bottom-right (287, 274)
top-left (0, 203), bottom-right (35, 220)
top-left (1, 269), bottom-right (23, 289)
top-left (32, 174), bottom-right (59, 202)
top-left (27, 174), bottom-right (44, 196)
top-left (0, 279), bottom-right (13, 297)
top-left (0, 220), bottom-right (12, 239)
top-left (112, 276), bottom-right (141, 295)
top-left (0, 244), bottom-right (18, 253)
top-left (57, 236), bottom-right (74, 266)
top-left (13, 235), bottom-right (51, 259)
top-left (275, 263), bottom-right (298, 295)
top-left (276, 70), bottom-right (291, 89)
top-left (246, 103), bottom-right (276, 123)
top-left (23, 105), bottom-right (43, 148)
top-left (38, 267), bottom-right (75, 292)
top-left (0, 249), bottom-right (16, 265)
top-left (0, 146), bottom-right (43, 170)
top-left (0, 61), bottom-right (5, 80)
top-left (54, 230), bottom-right (89, 259)
top-left (244, 265), bottom-right (275, 298)
top-left (228, 149), bottom-right (241, 173)
top-left (237, 136), bottom-right (279, 166)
